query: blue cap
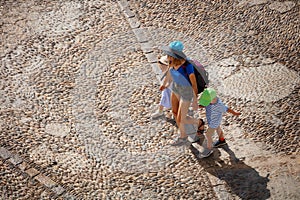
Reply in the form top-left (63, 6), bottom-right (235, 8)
top-left (169, 41), bottom-right (184, 52)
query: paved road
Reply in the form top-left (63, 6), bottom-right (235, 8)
top-left (0, 0), bottom-right (299, 199)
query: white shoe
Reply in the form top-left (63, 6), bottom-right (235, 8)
top-left (151, 110), bottom-right (164, 119)
top-left (188, 135), bottom-right (200, 143)
top-left (198, 149), bottom-right (213, 158)
top-left (170, 137), bottom-right (190, 146)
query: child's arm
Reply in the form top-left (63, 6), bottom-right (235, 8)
top-left (227, 108), bottom-right (241, 116)
top-left (160, 68), bottom-right (171, 91)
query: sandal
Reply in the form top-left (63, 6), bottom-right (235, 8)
top-left (197, 119), bottom-right (205, 135)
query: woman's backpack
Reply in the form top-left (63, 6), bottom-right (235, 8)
top-left (182, 60), bottom-right (209, 94)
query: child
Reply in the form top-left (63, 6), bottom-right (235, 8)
top-left (198, 88), bottom-right (241, 158)
top-left (151, 56), bottom-right (172, 119)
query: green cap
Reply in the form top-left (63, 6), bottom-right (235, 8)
top-left (198, 88), bottom-right (217, 106)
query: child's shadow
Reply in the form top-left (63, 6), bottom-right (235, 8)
top-left (190, 143), bottom-right (271, 200)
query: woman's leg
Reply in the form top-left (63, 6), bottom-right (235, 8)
top-left (177, 99), bottom-right (199, 138)
top-left (177, 100), bottom-right (186, 138)
top-left (179, 100), bottom-right (199, 125)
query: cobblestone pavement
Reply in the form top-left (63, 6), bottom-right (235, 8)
top-left (1, 0), bottom-right (299, 199)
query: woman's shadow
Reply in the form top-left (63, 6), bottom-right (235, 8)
top-left (190, 141), bottom-right (271, 200)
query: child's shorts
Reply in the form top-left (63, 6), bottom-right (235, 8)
top-left (160, 88), bottom-right (171, 109)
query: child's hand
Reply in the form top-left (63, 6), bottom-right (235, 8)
top-left (227, 108), bottom-right (241, 116)
top-left (233, 111), bottom-right (241, 116)
top-left (159, 85), bottom-right (166, 91)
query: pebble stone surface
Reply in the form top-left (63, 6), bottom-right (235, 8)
top-left (131, 0), bottom-right (300, 154)
top-left (0, 0), bottom-right (299, 199)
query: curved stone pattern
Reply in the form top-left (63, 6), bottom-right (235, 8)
top-left (69, 26), bottom-right (213, 172)
top-left (45, 123), bottom-right (70, 137)
top-left (27, 1), bottom-right (82, 35)
top-left (30, 144), bottom-right (90, 175)
top-left (207, 57), bottom-right (300, 102)
top-left (70, 24), bottom-right (300, 173)
top-left (71, 32), bottom-right (188, 173)
top-left (147, 28), bottom-right (299, 103)
top-left (1, 0), bottom-right (299, 198)
top-left (269, 1), bottom-right (296, 13)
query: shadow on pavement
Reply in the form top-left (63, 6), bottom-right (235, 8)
top-left (190, 143), bottom-right (271, 200)
top-left (165, 117), bottom-right (177, 127)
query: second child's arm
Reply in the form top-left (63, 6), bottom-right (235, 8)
top-left (227, 108), bottom-right (241, 116)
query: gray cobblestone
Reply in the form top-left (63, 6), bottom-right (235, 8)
top-left (0, 147), bottom-right (11, 160)
top-left (145, 52), bottom-right (158, 63)
top-left (9, 154), bottom-right (23, 165)
top-left (127, 17), bottom-right (141, 29)
top-left (123, 7), bottom-right (135, 18)
top-left (52, 185), bottom-right (66, 196)
top-left (17, 161), bottom-right (28, 171)
top-left (63, 192), bottom-right (77, 200)
top-left (117, 0), bottom-right (129, 11)
top-left (132, 28), bottom-right (150, 43)
top-left (35, 174), bottom-right (57, 188)
top-left (25, 168), bottom-right (40, 178)
top-left (151, 63), bottom-right (162, 76)
top-left (140, 42), bottom-right (154, 53)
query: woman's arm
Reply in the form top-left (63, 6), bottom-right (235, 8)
top-left (189, 73), bottom-right (198, 95)
top-left (189, 73), bottom-right (198, 110)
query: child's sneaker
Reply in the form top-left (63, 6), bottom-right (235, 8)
top-left (213, 139), bottom-right (227, 148)
top-left (151, 110), bottom-right (164, 119)
top-left (198, 148), bottom-right (213, 158)
top-left (170, 137), bottom-right (190, 146)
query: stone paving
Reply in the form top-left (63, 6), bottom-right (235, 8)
top-left (0, 0), bottom-right (299, 199)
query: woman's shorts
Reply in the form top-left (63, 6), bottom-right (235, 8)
top-left (171, 83), bottom-right (193, 102)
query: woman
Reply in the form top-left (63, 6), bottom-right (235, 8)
top-left (160, 41), bottom-right (199, 146)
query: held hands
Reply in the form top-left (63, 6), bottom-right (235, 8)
top-left (159, 85), bottom-right (166, 91)
top-left (232, 111), bottom-right (241, 116)
top-left (192, 99), bottom-right (198, 111)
